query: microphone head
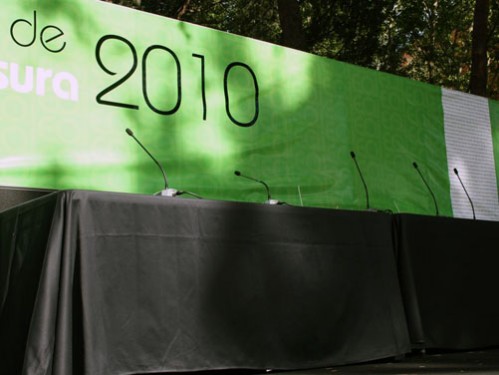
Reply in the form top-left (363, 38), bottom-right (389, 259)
top-left (350, 151), bottom-right (356, 158)
top-left (412, 161), bottom-right (418, 169)
top-left (234, 170), bottom-right (241, 176)
top-left (125, 128), bottom-right (134, 136)
top-left (453, 168), bottom-right (458, 175)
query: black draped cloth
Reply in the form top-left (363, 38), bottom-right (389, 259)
top-left (395, 214), bottom-right (499, 350)
top-left (1, 190), bottom-right (410, 375)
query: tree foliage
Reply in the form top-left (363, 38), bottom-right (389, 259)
top-left (102, 0), bottom-right (498, 99)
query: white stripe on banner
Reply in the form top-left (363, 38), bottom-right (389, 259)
top-left (442, 88), bottom-right (499, 221)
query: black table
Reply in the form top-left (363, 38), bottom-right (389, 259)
top-left (395, 213), bottom-right (499, 350)
top-left (0, 190), bottom-right (410, 375)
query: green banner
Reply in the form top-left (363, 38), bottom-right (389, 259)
top-left (1, 0), bottom-right (496, 217)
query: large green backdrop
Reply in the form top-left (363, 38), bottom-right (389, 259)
top-left (1, 0), bottom-right (497, 219)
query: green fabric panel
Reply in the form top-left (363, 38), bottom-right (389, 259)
top-left (490, 99), bottom-right (499, 190)
top-left (0, 0), bottom-right (455, 215)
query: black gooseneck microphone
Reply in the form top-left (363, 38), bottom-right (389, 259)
top-left (350, 151), bottom-right (370, 210)
top-left (413, 161), bottom-right (439, 216)
top-left (126, 128), bottom-right (184, 197)
top-left (126, 128), bottom-right (169, 189)
top-left (453, 168), bottom-right (476, 220)
top-left (234, 170), bottom-right (280, 205)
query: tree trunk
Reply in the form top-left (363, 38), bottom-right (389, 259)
top-left (176, 0), bottom-right (191, 20)
top-left (470, 0), bottom-right (489, 97)
top-left (276, 0), bottom-right (308, 51)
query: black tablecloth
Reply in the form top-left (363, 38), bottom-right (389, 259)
top-left (395, 214), bottom-right (499, 350)
top-left (0, 190), bottom-right (410, 375)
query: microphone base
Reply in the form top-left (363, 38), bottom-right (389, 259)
top-left (155, 189), bottom-right (203, 199)
top-left (157, 188), bottom-right (180, 197)
top-left (265, 199), bottom-right (282, 205)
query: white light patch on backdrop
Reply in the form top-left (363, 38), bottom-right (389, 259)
top-left (443, 88), bottom-right (499, 221)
